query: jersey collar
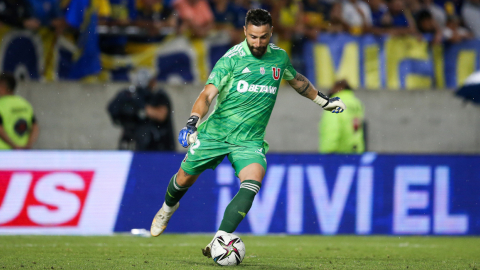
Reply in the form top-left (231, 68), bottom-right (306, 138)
top-left (241, 39), bottom-right (272, 56)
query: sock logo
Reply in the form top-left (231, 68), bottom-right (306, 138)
top-left (238, 211), bottom-right (246, 218)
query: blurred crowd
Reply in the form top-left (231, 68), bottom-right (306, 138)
top-left (0, 0), bottom-right (479, 76)
top-left (1, 0), bottom-right (478, 49)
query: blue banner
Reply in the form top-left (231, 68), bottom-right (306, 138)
top-left (304, 33), bottom-right (480, 89)
top-left (1, 26), bottom-right (479, 89)
top-left (115, 153), bottom-right (480, 235)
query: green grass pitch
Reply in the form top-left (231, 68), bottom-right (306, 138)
top-left (1, 235), bottom-right (479, 269)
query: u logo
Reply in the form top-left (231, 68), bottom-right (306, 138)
top-left (272, 67), bottom-right (281, 80)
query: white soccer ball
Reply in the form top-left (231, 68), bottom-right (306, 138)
top-left (210, 233), bottom-right (246, 266)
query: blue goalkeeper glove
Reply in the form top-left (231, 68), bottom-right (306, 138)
top-left (178, 115), bottom-right (199, 148)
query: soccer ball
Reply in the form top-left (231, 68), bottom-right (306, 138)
top-left (210, 233), bottom-right (246, 266)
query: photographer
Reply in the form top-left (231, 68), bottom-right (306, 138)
top-left (107, 69), bottom-right (175, 151)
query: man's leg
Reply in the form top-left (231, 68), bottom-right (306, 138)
top-left (202, 163), bottom-right (265, 257)
top-left (150, 167), bottom-right (199, 236)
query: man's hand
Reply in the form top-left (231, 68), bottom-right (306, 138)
top-left (313, 91), bottom-right (346, 113)
top-left (322, 97), bottom-right (346, 113)
top-left (178, 115), bottom-right (199, 148)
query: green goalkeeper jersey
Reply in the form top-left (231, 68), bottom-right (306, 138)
top-left (199, 39), bottom-right (297, 147)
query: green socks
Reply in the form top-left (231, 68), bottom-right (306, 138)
top-left (164, 174), bottom-right (190, 207)
top-left (219, 180), bottom-right (262, 233)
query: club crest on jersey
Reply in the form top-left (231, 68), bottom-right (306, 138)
top-left (272, 67), bottom-right (281, 80)
top-left (260, 67), bottom-right (265, 75)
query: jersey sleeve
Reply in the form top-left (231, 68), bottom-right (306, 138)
top-left (205, 56), bottom-right (233, 92)
top-left (283, 53), bottom-right (297, 81)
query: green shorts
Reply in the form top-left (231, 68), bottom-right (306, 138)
top-left (180, 137), bottom-right (267, 177)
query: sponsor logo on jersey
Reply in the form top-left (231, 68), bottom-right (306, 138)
top-left (237, 80), bottom-right (277, 94)
top-left (272, 67), bottom-right (281, 80)
top-left (242, 67), bottom-right (251, 74)
top-left (260, 67), bottom-right (265, 75)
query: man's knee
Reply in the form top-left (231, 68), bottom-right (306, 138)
top-left (176, 167), bottom-right (199, 186)
top-left (238, 163), bottom-right (265, 183)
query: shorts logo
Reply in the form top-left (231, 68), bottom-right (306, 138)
top-left (272, 67), bottom-right (281, 80)
top-left (260, 67), bottom-right (265, 75)
top-left (256, 148), bottom-right (265, 157)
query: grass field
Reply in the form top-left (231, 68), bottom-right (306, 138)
top-left (1, 235), bottom-right (479, 269)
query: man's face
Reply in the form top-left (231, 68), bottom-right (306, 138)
top-left (244, 23), bottom-right (272, 58)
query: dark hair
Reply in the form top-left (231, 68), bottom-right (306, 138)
top-left (417, 9), bottom-right (433, 21)
top-left (0, 73), bottom-right (16, 92)
top-left (245, 9), bottom-right (272, 27)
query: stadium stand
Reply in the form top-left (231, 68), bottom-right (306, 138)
top-left (0, 0), bottom-right (477, 90)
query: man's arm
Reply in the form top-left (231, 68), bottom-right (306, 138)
top-left (0, 125), bottom-right (19, 149)
top-left (287, 72), bottom-right (318, 100)
top-left (24, 123), bottom-right (39, 149)
top-left (178, 84), bottom-right (219, 148)
top-left (190, 84), bottom-right (219, 119)
top-left (287, 73), bottom-right (345, 113)
top-left (145, 105), bottom-right (169, 122)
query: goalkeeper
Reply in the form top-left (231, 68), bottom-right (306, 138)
top-left (150, 8), bottom-right (346, 257)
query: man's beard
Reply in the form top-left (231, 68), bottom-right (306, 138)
top-left (248, 43), bottom-right (267, 58)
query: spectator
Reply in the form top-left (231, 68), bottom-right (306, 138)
top-left (405, 0), bottom-right (422, 15)
top-left (209, 0), bottom-right (246, 44)
top-left (381, 0), bottom-right (417, 36)
top-left (0, 0), bottom-right (40, 30)
top-left (98, 0), bottom-right (136, 55)
top-left (231, 0), bottom-right (250, 43)
top-left (107, 69), bottom-right (175, 151)
top-left (0, 73), bottom-right (39, 150)
top-left (174, 0), bottom-right (214, 38)
top-left (443, 15), bottom-right (473, 42)
top-left (64, 0), bottom-right (111, 79)
top-left (130, 0), bottom-right (177, 41)
top-left (416, 9), bottom-right (443, 44)
top-left (366, 0), bottom-right (390, 35)
top-left (302, 0), bottom-right (332, 39)
top-left (434, 0), bottom-right (463, 16)
top-left (26, 0), bottom-right (66, 34)
top-left (210, 0), bottom-right (238, 29)
top-left (420, 0), bottom-right (447, 27)
top-left (331, 0), bottom-right (372, 35)
top-left (461, 0), bottom-right (480, 38)
top-left (368, 0), bottom-right (388, 27)
top-left (319, 79), bottom-right (365, 154)
top-left (274, 0), bottom-right (303, 55)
